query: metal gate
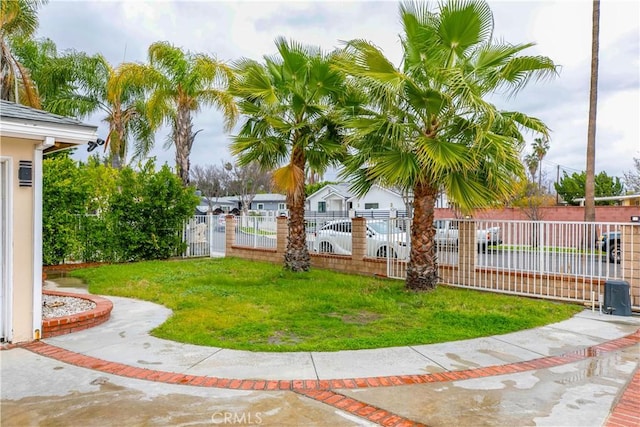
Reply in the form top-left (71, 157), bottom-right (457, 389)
top-left (183, 215), bottom-right (226, 258)
top-left (387, 217), bottom-right (411, 279)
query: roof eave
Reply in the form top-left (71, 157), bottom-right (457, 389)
top-left (0, 118), bottom-right (98, 149)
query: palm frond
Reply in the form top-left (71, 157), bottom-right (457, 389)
top-left (497, 55), bottom-right (559, 97)
top-left (437, 0), bottom-right (494, 58)
top-left (231, 60), bottom-right (278, 104)
top-left (501, 111), bottom-right (550, 137)
top-left (199, 88), bottom-right (238, 131)
top-left (414, 135), bottom-right (470, 176)
top-left (148, 41), bottom-right (189, 82)
top-left (272, 163), bottom-right (305, 201)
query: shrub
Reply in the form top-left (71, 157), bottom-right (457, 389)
top-left (43, 154), bottom-right (89, 265)
top-left (106, 161), bottom-right (199, 261)
top-left (43, 156), bottom-right (198, 264)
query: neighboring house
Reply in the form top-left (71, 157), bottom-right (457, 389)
top-left (247, 193), bottom-right (287, 213)
top-left (573, 194), bottom-right (640, 207)
top-left (195, 196), bottom-right (238, 215)
top-left (0, 100), bottom-right (98, 343)
top-left (306, 183), bottom-right (409, 215)
top-left (194, 193), bottom-right (287, 216)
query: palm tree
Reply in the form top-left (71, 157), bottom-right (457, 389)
top-left (120, 41), bottom-right (238, 185)
top-left (229, 37), bottom-right (357, 272)
top-left (585, 0), bottom-right (600, 223)
top-left (37, 53), bottom-right (154, 168)
top-left (532, 136), bottom-right (550, 187)
top-left (524, 152), bottom-right (539, 183)
top-left (10, 37), bottom-right (76, 112)
top-left (0, 0), bottom-right (47, 106)
top-left (334, 0), bottom-right (558, 290)
top-left (10, 36), bottom-right (152, 167)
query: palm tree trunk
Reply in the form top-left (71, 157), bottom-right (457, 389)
top-left (406, 180), bottom-right (439, 291)
top-left (284, 146), bottom-right (310, 272)
top-left (585, 0), bottom-right (600, 224)
top-left (110, 118), bottom-right (125, 169)
top-left (175, 108), bottom-right (193, 186)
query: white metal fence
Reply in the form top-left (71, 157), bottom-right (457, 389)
top-left (386, 219), bottom-right (636, 303)
top-left (187, 215), bottom-right (635, 282)
top-left (182, 215), bottom-right (276, 257)
top-left (182, 215), bottom-right (638, 308)
top-left (471, 219), bottom-right (625, 280)
top-left (234, 216), bottom-right (277, 249)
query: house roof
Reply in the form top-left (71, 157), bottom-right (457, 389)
top-left (307, 183), bottom-right (354, 201)
top-left (251, 193), bottom-right (286, 202)
top-left (573, 194), bottom-right (640, 205)
top-left (307, 183), bottom-right (403, 202)
top-left (0, 100), bottom-right (98, 153)
top-left (1, 100), bottom-right (94, 128)
top-left (199, 196), bottom-right (236, 206)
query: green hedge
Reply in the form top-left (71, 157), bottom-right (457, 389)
top-left (43, 156), bottom-right (198, 265)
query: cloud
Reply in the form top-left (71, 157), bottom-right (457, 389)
top-left (35, 0), bottom-right (639, 181)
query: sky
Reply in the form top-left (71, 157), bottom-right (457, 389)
top-left (35, 0), bottom-right (640, 187)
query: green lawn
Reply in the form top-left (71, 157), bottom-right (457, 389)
top-left (70, 258), bottom-right (583, 352)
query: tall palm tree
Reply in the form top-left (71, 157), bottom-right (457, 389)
top-left (585, 0), bottom-right (600, 223)
top-left (120, 41), bottom-right (238, 185)
top-left (334, 0), bottom-right (558, 290)
top-left (0, 0), bottom-right (47, 106)
top-left (229, 37), bottom-right (358, 272)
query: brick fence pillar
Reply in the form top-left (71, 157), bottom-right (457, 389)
top-left (276, 216), bottom-right (288, 255)
top-left (224, 215), bottom-right (236, 256)
top-left (622, 224), bottom-right (640, 308)
top-left (352, 217), bottom-right (367, 261)
top-left (458, 220), bottom-right (477, 286)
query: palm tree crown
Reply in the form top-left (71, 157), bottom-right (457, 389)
top-left (120, 41), bottom-right (238, 185)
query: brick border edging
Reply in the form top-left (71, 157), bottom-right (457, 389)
top-left (42, 291), bottom-right (113, 338)
top-left (605, 366), bottom-right (640, 427)
top-left (19, 328), bottom-right (640, 427)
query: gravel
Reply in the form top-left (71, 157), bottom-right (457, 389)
top-left (42, 295), bottom-right (96, 319)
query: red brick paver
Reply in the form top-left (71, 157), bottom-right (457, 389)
top-left (605, 367), bottom-right (640, 427)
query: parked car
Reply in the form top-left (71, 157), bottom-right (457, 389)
top-left (598, 230), bottom-right (621, 263)
top-left (313, 219), bottom-right (409, 259)
top-left (434, 220), bottom-right (502, 252)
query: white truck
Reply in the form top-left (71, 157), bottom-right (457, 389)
top-left (434, 220), bottom-right (502, 252)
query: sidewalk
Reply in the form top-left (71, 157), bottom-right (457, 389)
top-left (2, 292), bottom-right (639, 426)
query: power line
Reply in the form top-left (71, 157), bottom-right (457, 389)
top-left (540, 160), bottom-right (582, 174)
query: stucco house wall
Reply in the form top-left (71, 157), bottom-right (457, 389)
top-left (352, 186), bottom-right (403, 210)
top-left (1, 137), bottom-right (36, 343)
top-left (1, 100), bottom-right (97, 343)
